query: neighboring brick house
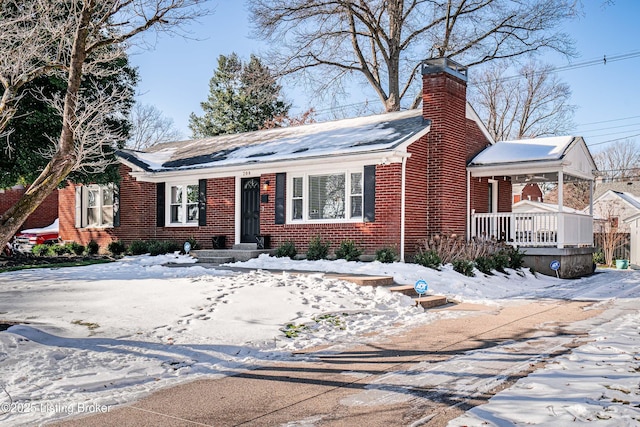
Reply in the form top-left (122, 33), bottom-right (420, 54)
top-left (513, 183), bottom-right (543, 203)
top-left (58, 58), bottom-right (511, 261)
top-left (1, 185), bottom-right (58, 231)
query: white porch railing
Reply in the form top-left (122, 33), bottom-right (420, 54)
top-left (471, 212), bottom-right (593, 248)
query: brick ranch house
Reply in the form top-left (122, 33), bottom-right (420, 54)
top-left (57, 58), bottom-right (597, 276)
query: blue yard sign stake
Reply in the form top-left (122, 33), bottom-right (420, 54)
top-left (414, 279), bottom-right (428, 296)
top-left (183, 241), bottom-right (192, 255)
top-left (550, 260), bottom-right (560, 278)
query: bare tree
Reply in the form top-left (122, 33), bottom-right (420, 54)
top-left (593, 198), bottom-right (628, 266)
top-left (128, 103), bottom-right (183, 150)
top-left (262, 108), bottom-right (316, 129)
top-left (594, 139), bottom-right (640, 180)
top-left (249, 0), bottom-right (578, 113)
top-left (0, 0), bottom-right (208, 251)
top-left (544, 182), bottom-right (591, 211)
top-left (471, 60), bottom-right (575, 141)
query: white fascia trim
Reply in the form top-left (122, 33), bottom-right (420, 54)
top-left (126, 150), bottom-right (411, 183)
top-left (467, 160), bottom-right (566, 178)
top-left (466, 103), bottom-right (495, 145)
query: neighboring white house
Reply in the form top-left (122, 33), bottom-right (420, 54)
top-left (513, 200), bottom-right (582, 214)
top-left (588, 190), bottom-right (640, 233)
top-left (625, 213), bottom-right (640, 267)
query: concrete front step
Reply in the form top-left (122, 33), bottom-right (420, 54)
top-left (191, 249), bottom-right (274, 263)
top-left (414, 295), bottom-right (448, 309)
top-left (387, 285), bottom-right (448, 309)
top-left (328, 275), bottom-right (395, 287)
top-left (233, 243), bottom-right (258, 250)
top-left (330, 276), bottom-right (448, 310)
top-left (387, 284), bottom-right (417, 296)
top-left (195, 257), bottom-right (234, 265)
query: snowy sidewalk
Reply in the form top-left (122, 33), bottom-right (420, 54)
top-left (53, 299), bottom-right (604, 427)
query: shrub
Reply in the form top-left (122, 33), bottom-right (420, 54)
top-left (492, 250), bottom-right (510, 273)
top-left (128, 240), bottom-right (149, 255)
top-left (107, 240), bottom-right (126, 256)
top-left (593, 249), bottom-right (605, 265)
top-left (306, 236), bottom-right (330, 261)
top-left (67, 241), bottom-right (85, 256)
top-left (419, 234), bottom-right (506, 265)
top-left (335, 239), bottom-right (362, 261)
top-left (275, 241), bottom-right (297, 258)
top-left (506, 246), bottom-right (526, 270)
top-left (147, 240), bottom-right (182, 256)
top-left (452, 259), bottom-right (475, 277)
top-left (185, 236), bottom-right (200, 252)
top-left (86, 240), bottom-right (99, 255)
top-left (474, 256), bottom-right (495, 275)
top-left (375, 247), bottom-right (397, 263)
top-left (51, 244), bottom-right (71, 256)
top-left (413, 250), bottom-right (441, 270)
top-left (32, 244), bottom-right (52, 257)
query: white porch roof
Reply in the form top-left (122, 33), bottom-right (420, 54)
top-left (467, 136), bottom-right (597, 182)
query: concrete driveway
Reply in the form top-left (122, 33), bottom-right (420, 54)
top-left (52, 299), bottom-right (604, 427)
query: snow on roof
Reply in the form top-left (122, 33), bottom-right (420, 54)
top-left (612, 190), bottom-right (640, 210)
top-left (512, 200), bottom-right (582, 214)
top-left (119, 109), bottom-right (428, 172)
top-left (469, 136), bottom-right (576, 166)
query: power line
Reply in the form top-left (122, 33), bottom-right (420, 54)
top-left (586, 133), bottom-right (640, 147)
top-left (307, 49), bottom-right (640, 143)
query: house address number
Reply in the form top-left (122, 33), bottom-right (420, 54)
top-left (242, 171), bottom-right (251, 176)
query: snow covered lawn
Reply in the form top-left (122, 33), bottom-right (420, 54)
top-left (0, 253), bottom-right (639, 425)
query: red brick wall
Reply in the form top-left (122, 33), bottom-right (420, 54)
top-left (521, 183), bottom-right (543, 202)
top-left (0, 186), bottom-right (58, 232)
top-left (260, 165), bottom-right (403, 255)
top-left (470, 178), bottom-right (512, 214)
top-left (421, 71), bottom-right (469, 238)
top-left (60, 165), bottom-right (238, 250)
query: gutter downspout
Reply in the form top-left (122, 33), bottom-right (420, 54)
top-left (466, 170), bottom-right (471, 240)
top-left (400, 156), bottom-right (407, 262)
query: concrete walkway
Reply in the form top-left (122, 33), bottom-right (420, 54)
top-left (53, 299), bottom-right (604, 427)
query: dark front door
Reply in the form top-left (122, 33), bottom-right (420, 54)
top-left (241, 177), bottom-right (260, 243)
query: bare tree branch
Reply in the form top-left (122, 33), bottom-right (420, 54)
top-left (0, 0), bottom-right (210, 250)
top-left (250, 0), bottom-right (578, 113)
top-left (470, 60), bottom-right (575, 141)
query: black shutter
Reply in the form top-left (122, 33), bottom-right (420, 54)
top-left (198, 179), bottom-right (207, 226)
top-left (275, 173), bottom-right (286, 224)
top-left (75, 186), bottom-right (83, 228)
top-left (363, 165), bottom-right (376, 222)
top-left (113, 185), bottom-right (120, 227)
top-left (156, 182), bottom-right (165, 227)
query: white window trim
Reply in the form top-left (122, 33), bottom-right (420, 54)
top-left (287, 168), bottom-right (364, 224)
top-left (80, 184), bottom-right (114, 229)
top-left (165, 182), bottom-right (199, 227)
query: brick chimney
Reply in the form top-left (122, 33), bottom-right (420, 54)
top-left (422, 58), bottom-right (469, 236)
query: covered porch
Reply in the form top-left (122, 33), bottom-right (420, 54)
top-left (467, 136), bottom-right (598, 278)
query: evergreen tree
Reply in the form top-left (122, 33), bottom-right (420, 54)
top-left (0, 56), bottom-right (137, 188)
top-left (189, 53), bottom-right (290, 137)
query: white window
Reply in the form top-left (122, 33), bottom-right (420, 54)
top-left (292, 177), bottom-right (303, 220)
top-left (76, 184), bottom-right (114, 228)
top-left (168, 184), bottom-right (199, 225)
top-left (290, 170), bottom-right (363, 222)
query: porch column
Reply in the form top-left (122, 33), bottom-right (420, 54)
top-left (557, 171), bottom-right (564, 248)
top-left (589, 179), bottom-right (594, 216)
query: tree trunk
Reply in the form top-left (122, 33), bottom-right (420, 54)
top-left (0, 4), bottom-right (92, 251)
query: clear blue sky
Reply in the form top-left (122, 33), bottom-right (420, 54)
top-left (129, 1), bottom-right (640, 153)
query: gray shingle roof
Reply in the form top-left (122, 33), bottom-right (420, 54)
top-left (118, 109), bottom-right (428, 172)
